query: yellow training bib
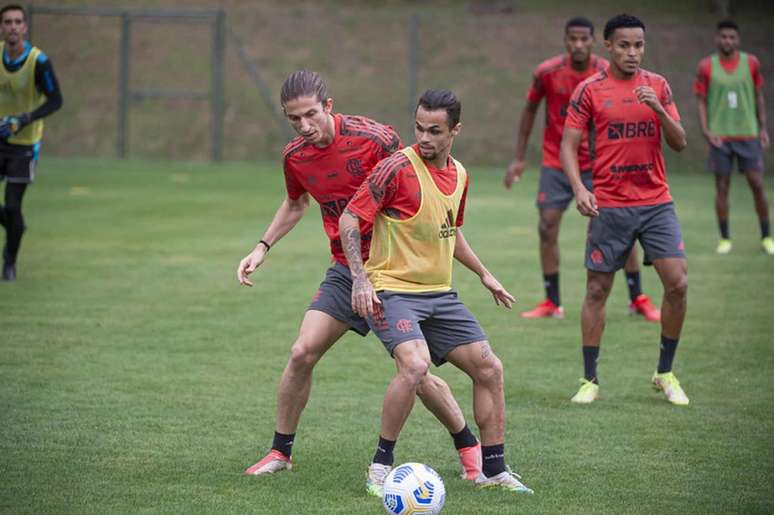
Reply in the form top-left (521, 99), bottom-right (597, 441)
top-left (0, 43), bottom-right (45, 145)
top-left (366, 146), bottom-right (467, 292)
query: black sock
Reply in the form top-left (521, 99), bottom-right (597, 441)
top-left (450, 424), bottom-right (478, 450)
top-left (760, 219), bottom-right (770, 239)
top-left (544, 272), bottom-right (560, 306)
top-left (0, 203), bottom-right (6, 229)
top-left (657, 335), bottom-right (679, 374)
top-left (625, 271), bottom-right (642, 302)
top-left (582, 346), bottom-right (599, 383)
top-left (271, 431), bottom-right (295, 458)
top-left (719, 219), bottom-right (730, 239)
top-left (481, 443), bottom-right (506, 477)
top-left (373, 436), bottom-right (396, 466)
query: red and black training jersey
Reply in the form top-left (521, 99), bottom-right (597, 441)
top-left (283, 113), bottom-right (401, 265)
top-left (565, 68), bottom-right (680, 208)
top-left (526, 54), bottom-right (608, 170)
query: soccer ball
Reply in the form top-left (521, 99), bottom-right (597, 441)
top-left (382, 462), bottom-right (446, 515)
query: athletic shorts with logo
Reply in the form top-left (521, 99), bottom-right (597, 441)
top-left (308, 262), bottom-right (370, 336)
top-left (366, 290), bottom-right (487, 366)
top-left (536, 166), bottom-right (593, 210)
top-left (0, 141), bottom-right (38, 184)
top-left (586, 202), bottom-right (685, 272)
top-left (708, 139), bottom-right (764, 175)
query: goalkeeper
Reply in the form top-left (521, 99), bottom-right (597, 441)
top-left (0, 4), bottom-right (62, 281)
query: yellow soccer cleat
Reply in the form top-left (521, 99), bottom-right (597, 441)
top-left (365, 462), bottom-right (391, 498)
top-left (570, 378), bottom-right (599, 404)
top-left (762, 237), bottom-right (774, 255)
top-left (652, 371), bottom-right (690, 406)
top-left (716, 239), bottom-right (732, 254)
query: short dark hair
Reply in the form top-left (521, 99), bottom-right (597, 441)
top-left (603, 14), bottom-right (645, 41)
top-left (566, 16), bottom-right (594, 36)
top-left (280, 70), bottom-right (330, 107)
top-left (0, 4), bottom-right (26, 22)
top-left (717, 19), bottom-right (740, 33)
top-left (416, 89), bottom-right (461, 128)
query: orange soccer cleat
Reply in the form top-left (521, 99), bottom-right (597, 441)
top-left (629, 294), bottom-right (661, 322)
top-left (521, 299), bottom-right (565, 319)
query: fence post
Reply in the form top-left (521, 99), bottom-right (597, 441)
top-left (407, 13), bottom-right (419, 131)
top-left (211, 10), bottom-right (225, 161)
top-left (117, 12), bottom-right (130, 158)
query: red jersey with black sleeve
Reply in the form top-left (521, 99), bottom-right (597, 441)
top-left (347, 144), bottom-right (469, 226)
top-left (283, 113), bottom-right (401, 265)
top-left (565, 68), bottom-right (680, 208)
top-left (693, 52), bottom-right (764, 98)
top-left (526, 54), bottom-right (609, 169)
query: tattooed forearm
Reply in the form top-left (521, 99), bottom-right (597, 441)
top-left (340, 208), bottom-right (366, 278)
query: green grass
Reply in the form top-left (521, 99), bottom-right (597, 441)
top-left (1, 157), bottom-right (773, 514)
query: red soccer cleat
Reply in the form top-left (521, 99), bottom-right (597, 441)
top-left (520, 299), bottom-right (565, 319)
top-left (629, 294), bottom-right (661, 322)
top-left (244, 449), bottom-right (292, 475)
top-left (458, 442), bottom-right (482, 481)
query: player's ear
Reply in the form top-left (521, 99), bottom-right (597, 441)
top-left (322, 98), bottom-right (334, 114)
top-left (450, 123), bottom-right (461, 137)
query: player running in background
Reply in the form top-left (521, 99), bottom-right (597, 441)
top-left (340, 90), bottom-right (533, 496)
top-left (237, 71), bottom-right (481, 480)
top-left (504, 16), bottom-right (659, 322)
top-left (561, 15), bottom-right (690, 405)
top-left (0, 4), bottom-right (62, 281)
top-left (694, 19), bottom-right (772, 255)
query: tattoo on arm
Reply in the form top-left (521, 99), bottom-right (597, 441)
top-left (341, 208), bottom-right (366, 277)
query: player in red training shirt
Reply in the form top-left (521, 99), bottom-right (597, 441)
top-left (236, 71), bottom-right (481, 479)
top-left (694, 19), bottom-right (771, 255)
top-left (504, 16), bottom-right (659, 322)
top-left (560, 15), bottom-right (690, 406)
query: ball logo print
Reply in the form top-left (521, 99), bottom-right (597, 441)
top-left (591, 249), bottom-right (604, 264)
top-left (382, 463), bottom-right (446, 515)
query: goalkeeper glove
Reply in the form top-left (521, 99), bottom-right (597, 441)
top-left (0, 113), bottom-right (31, 138)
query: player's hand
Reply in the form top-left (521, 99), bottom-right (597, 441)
top-left (236, 246), bottom-right (268, 287)
top-left (704, 131), bottom-right (724, 148)
top-left (761, 130), bottom-right (771, 150)
top-left (351, 275), bottom-right (381, 318)
top-left (575, 187), bottom-right (598, 217)
top-left (503, 159), bottom-right (527, 189)
top-left (634, 86), bottom-right (663, 114)
top-left (0, 113), bottom-right (30, 138)
top-left (480, 272), bottom-right (515, 309)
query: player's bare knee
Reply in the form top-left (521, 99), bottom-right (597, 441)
top-left (474, 354), bottom-right (503, 388)
top-left (538, 218), bottom-right (559, 243)
top-left (399, 358), bottom-right (430, 386)
top-left (665, 275), bottom-right (688, 301)
top-left (288, 341), bottom-right (322, 372)
top-left (586, 281), bottom-right (611, 304)
top-left (416, 373), bottom-right (445, 399)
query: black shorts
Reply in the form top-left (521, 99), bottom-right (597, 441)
top-left (708, 139), bottom-right (764, 175)
top-left (0, 141), bottom-right (38, 184)
top-left (585, 202), bottom-right (686, 272)
top-left (308, 262), bottom-right (370, 336)
top-left (536, 166), bottom-right (593, 211)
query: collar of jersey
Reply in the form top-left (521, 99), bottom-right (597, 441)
top-left (3, 41), bottom-right (31, 67)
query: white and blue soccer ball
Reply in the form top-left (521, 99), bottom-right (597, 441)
top-left (382, 462), bottom-right (446, 515)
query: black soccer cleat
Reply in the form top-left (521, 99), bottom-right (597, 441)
top-left (2, 262), bottom-right (15, 281)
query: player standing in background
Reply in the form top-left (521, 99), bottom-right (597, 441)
top-left (694, 19), bottom-right (772, 255)
top-left (340, 90), bottom-right (533, 496)
top-left (504, 17), bottom-right (660, 322)
top-left (561, 15), bottom-right (690, 405)
top-left (237, 71), bottom-right (482, 481)
top-left (0, 4), bottom-right (62, 281)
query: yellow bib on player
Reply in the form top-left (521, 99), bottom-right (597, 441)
top-left (366, 146), bottom-right (467, 293)
top-left (0, 43), bottom-right (44, 145)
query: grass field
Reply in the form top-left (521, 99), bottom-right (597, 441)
top-left (2, 158), bottom-right (773, 514)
